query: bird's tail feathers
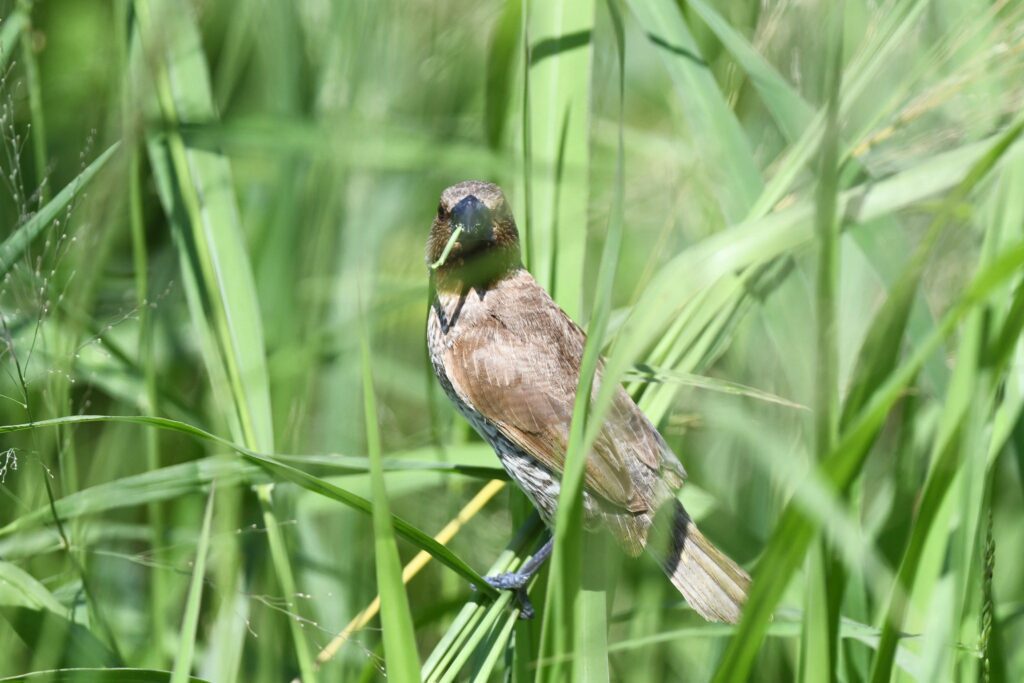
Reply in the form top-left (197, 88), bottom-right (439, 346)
top-left (649, 500), bottom-right (749, 623)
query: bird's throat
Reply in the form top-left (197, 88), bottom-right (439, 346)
top-left (433, 248), bottom-right (520, 294)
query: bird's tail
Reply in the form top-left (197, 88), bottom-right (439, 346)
top-left (649, 500), bottom-right (750, 623)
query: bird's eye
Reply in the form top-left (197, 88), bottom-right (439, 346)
top-left (437, 203), bottom-right (447, 220)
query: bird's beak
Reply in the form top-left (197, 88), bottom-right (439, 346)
top-left (451, 195), bottom-right (494, 250)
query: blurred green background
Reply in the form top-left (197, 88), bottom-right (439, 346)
top-left (1, 0), bottom-right (1023, 681)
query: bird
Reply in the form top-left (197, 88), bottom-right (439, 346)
top-left (425, 180), bottom-right (749, 622)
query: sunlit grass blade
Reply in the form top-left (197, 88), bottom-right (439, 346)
top-left (254, 485), bottom-right (317, 680)
top-left (607, 129), bottom-right (1010, 420)
top-left (0, 561), bottom-right (67, 614)
top-left (714, 111), bottom-right (1024, 683)
top-left (315, 480), bottom-right (506, 671)
top-left (684, 0), bottom-right (812, 141)
top-left (627, 365), bottom-right (806, 411)
top-left (0, 10), bottom-right (27, 71)
top-left (525, 0), bottom-right (594, 318)
top-left (802, 5), bottom-right (845, 679)
top-left (0, 457), bottom-right (261, 535)
top-left (710, 241), bottom-right (1024, 681)
top-left (170, 488), bottom-right (214, 683)
top-left (0, 142), bottom-right (119, 277)
top-left (0, 450), bottom-right (503, 539)
top-left (132, 1), bottom-right (304, 677)
top-left (0, 560), bottom-right (118, 667)
top-left (625, 0), bottom-right (762, 221)
top-left (421, 516), bottom-right (543, 681)
top-left (0, 670), bottom-right (211, 682)
top-left (868, 131), bottom-right (1024, 683)
top-left (359, 314), bottom-right (420, 679)
top-left (534, 0), bottom-right (614, 673)
top-left (0, 413), bottom-right (497, 591)
top-left (134, 0), bottom-right (273, 451)
top-left (17, 11), bottom-right (46, 202)
top-left (485, 0), bottom-right (523, 150)
top-left (745, 0), bottom-right (933, 220)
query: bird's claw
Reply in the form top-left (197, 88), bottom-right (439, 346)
top-left (484, 571), bottom-right (530, 590)
top-left (514, 589), bottom-right (535, 620)
top-left (471, 572), bottom-right (536, 619)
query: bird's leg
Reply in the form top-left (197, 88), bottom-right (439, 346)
top-left (483, 537), bottom-right (554, 619)
top-left (486, 537), bottom-right (553, 589)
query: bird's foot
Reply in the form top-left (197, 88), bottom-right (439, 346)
top-left (473, 538), bottom-right (553, 620)
top-left (484, 570), bottom-right (531, 591)
top-left (470, 572), bottom-right (536, 619)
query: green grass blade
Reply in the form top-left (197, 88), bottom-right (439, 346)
top-left (421, 517), bottom-right (543, 681)
top-left (170, 488), bottom-right (215, 683)
top-left (360, 315), bottom-right (420, 680)
top-left (608, 130), bottom-right (1008, 419)
top-left (0, 10), bottom-right (28, 71)
top-left (132, 2), bottom-right (307, 677)
top-left (255, 485), bottom-right (317, 681)
top-left (710, 236), bottom-right (1024, 681)
top-left (802, 5), bottom-right (845, 679)
top-left (525, 0), bottom-right (594, 318)
top-left (626, 365), bottom-right (806, 411)
top-left (485, 0), bottom-right (523, 150)
top-left (0, 143), bottom-right (119, 277)
top-left (0, 413), bottom-right (497, 592)
top-left (0, 561), bottom-right (69, 614)
top-left (0, 450), bottom-right (503, 538)
top-left (0, 605), bottom-right (119, 670)
top-left (684, 0), bottom-right (813, 141)
top-left (868, 124), bottom-right (1024, 683)
top-left (714, 112), bottom-right (1024, 683)
top-left (744, 0), bottom-right (933, 220)
top-left (625, 0), bottom-right (763, 221)
top-left (535, 0), bottom-right (616, 669)
top-left (0, 670), bottom-right (211, 683)
top-left (17, 12), bottom-right (47, 203)
top-left (0, 457), bottom-right (259, 535)
top-left (134, 0), bottom-right (273, 452)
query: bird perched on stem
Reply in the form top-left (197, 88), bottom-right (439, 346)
top-left (426, 180), bottom-right (749, 622)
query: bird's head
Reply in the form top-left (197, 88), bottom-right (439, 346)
top-left (426, 180), bottom-right (521, 291)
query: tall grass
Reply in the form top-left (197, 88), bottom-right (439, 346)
top-left (1, 1), bottom-right (1023, 681)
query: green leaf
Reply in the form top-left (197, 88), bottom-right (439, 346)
top-left (0, 567), bottom-right (119, 669)
top-left (712, 236), bottom-right (1024, 682)
top-left (0, 10), bottom-right (28, 71)
top-left (360, 315), bottom-right (420, 680)
top-left (0, 609), bottom-right (120, 671)
top-left (525, 0), bottom-right (594, 318)
top-left (0, 670), bottom-right (211, 683)
top-left (868, 121), bottom-right (1024, 683)
top-left (533, 0), bottom-right (610, 671)
top-left (0, 414), bottom-right (495, 593)
top-left (684, 0), bottom-right (813, 141)
top-left (0, 562), bottom-right (66, 614)
top-left (170, 489), bottom-right (214, 683)
top-left (133, 1), bottom-right (304, 677)
top-left (805, 5), bottom-right (845, 679)
top-left (0, 451), bottom-right (503, 538)
top-left (625, 0), bottom-right (762, 221)
top-left (0, 143), bottom-right (120, 277)
top-left (420, 517), bottom-right (544, 682)
top-left (484, 0), bottom-right (523, 149)
top-left (713, 113), bottom-right (1024, 683)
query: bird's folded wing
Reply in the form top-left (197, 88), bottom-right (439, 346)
top-left (442, 282), bottom-right (683, 512)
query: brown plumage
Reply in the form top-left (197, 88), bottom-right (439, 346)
top-left (426, 180), bottom-right (749, 622)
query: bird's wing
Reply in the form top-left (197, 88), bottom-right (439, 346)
top-left (442, 273), bottom-right (685, 512)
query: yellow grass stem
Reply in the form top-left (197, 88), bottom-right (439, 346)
top-left (314, 479), bottom-right (506, 668)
